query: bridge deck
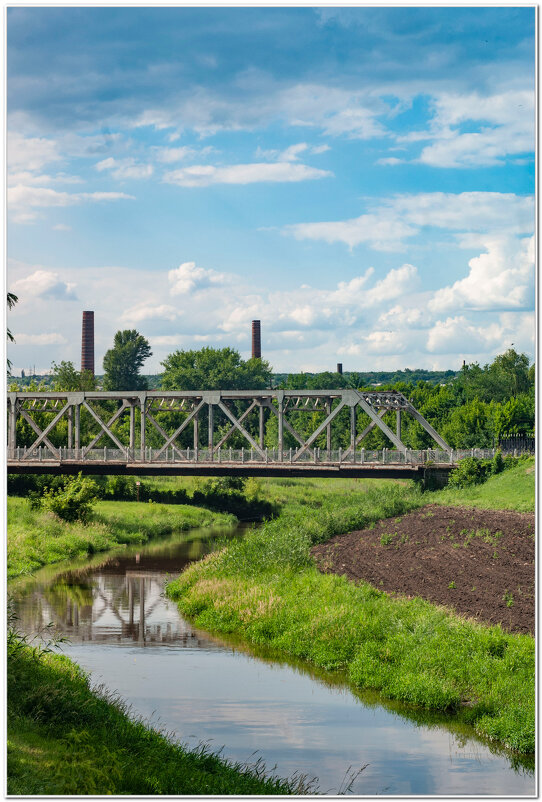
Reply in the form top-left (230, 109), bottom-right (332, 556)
top-left (7, 458), bottom-right (454, 479)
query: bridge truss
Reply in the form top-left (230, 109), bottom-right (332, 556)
top-left (7, 389), bottom-right (451, 474)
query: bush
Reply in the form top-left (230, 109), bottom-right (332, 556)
top-left (448, 457), bottom-right (492, 488)
top-left (41, 473), bottom-right (99, 523)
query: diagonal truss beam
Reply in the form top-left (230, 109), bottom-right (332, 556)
top-left (217, 401), bottom-right (266, 458)
top-left (146, 410), bottom-right (188, 461)
top-left (82, 402), bottom-right (129, 456)
top-left (406, 406), bottom-right (451, 452)
top-left (343, 409), bottom-right (387, 457)
top-left (355, 394), bottom-right (407, 452)
top-left (154, 399), bottom-right (206, 458)
top-left (82, 401), bottom-right (129, 457)
top-left (263, 399), bottom-right (314, 456)
top-left (215, 400), bottom-right (258, 449)
top-left (20, 402), bottom-right (70, 459)
top-left (293, 399), bottom-right (348, 462)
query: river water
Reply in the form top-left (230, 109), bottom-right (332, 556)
top-left (10, 525), bottom-right (535, 796)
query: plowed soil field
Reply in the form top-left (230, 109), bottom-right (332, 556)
top-left (311, 505), bottom-right (535, 635)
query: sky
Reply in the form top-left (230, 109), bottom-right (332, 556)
top-left (6, 6), bottom-right (536, 376)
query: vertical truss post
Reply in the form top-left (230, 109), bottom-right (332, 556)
top-left (326, 398), bottom-right (332, 455)
top-left (259, 403), bottom-right (264, 448)
top-left (194, 408), bottom-right (199, 452)
top-left (67, 406), bottom-right (73, 450)
top-left (8, 397), bottom-right (16, 458)
top-left (396, 409), bottom-right (401, 441)
top-left (277, 392), bottom-right (284, 461)
top-left (129, 403), bottom-right (135, 458)
top-left (75, 403), bottom-right (80, 455)
top-left (140, 394), bottom-right (146, 461)
top-left (350, 405), bottom-right (356, 454)
top-left (208, 401), bottom-right (214, 461)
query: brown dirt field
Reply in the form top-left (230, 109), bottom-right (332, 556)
top-left (311, 505), bottom-right (535, 635)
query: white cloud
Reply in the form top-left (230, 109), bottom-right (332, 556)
top-left (8, 184), bottom-right (135, 222)
top-left (52, 223), bottom-right (71, 231)
top-left (12, 269), bottom-right (77, 300)
top-left (13, 332), bottom-right (68, 345)
top-left (426, 316), bottom-right (503, 354)
top-left (401, 90), bottom-right (534, 168)
top-left (286, 191), bottom-right (534, 251)
top-left (429, 235), bottom-right (534, 313)
top-left (154, 145), bottom-right (215, 163)
top-left (168, 261), bottom-right (229, 295)
top-left (8, 131), bottom-right (62, 172)
top-left (95, 157), bottom-right (153, 179)
top-left (121, 304), bottom-right (178, 323)
top-left (163, 161), bottom-right (332, 187)
top-left (287, 213), bottom-right (417, 252)
top-left (377, 305), bottom-right (424, 327)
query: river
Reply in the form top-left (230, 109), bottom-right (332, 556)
top-left (9, 524), bottom-right (535, 796)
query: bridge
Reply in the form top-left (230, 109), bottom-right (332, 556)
top-left (6, 388), bottom-right (473, 480)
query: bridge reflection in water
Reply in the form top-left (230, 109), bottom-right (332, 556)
top-left (13, 540), bottom-right (221, 650)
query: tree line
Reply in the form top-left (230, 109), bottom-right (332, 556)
top-left (8, 327), bottom-right (535, 450)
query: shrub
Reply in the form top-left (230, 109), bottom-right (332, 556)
top-left (448, 457), bottom-right (492, 488)
top-left (41, 473), bottom-right (99, 523)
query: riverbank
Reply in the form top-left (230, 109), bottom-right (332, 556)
top-left (7, 497), bottom-right (236, 579)
top-left (7, 629), bottom-right (309, 795)
top-left (167, 462), bottom-right (535, 754)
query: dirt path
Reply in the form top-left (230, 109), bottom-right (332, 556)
top-left (311, 505), bottom-right (535, 635)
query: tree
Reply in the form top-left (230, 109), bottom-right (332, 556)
top-left (103, 330), bottom-right (152, 391)
top-left (51, 360), bottom-right (96, 391)
top-left (161, 346), bottom-right (272, 390)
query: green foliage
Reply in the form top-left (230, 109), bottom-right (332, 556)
top-left (50, 361), bottom-right (96, 391)
top-left (103, 330), bottom-right (152, 391)
top-left (447, 457), bottom-right (492, 488)
top-left (40, 474), bottom-right (99, 523)
top-left (7, 496), bottom-right (235, 579)
top-left (161, 346), bottom-right (272, 390)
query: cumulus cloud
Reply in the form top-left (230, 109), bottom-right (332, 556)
top-left (426, 316), bottom-right (503, 354)
top-left (168, 261), bottom-right (229, 295)
top-left (163, 161), bottom-right (332, 187)
top-left (256, 142), bottom-right (330, 162)
top-left (154, 145), bottom-right (215, 163)
top-left (12, 269), bottom-right (77, 300)
top-left (429, 235), bottom-right (534, 313)
top-left (287, 213), bottom-right (417, 251)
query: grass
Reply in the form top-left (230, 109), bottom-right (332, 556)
top-left (432, 456), bottom-right (535, 513)
top-left (166, 474), bottom-right (535, 754)
top-left (7, 496), bottom-right (236, 580)
top-left (7, 631), bottom-right (312, 795)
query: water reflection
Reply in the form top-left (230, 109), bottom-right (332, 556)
top-left (9, 528), bottom-right (535, 796)
top-left (12, 534), bottom-right (224, 650)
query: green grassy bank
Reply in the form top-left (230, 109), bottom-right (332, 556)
top-left (167, 469), bottom-right (535, 754)
top-left (7, 497), bottom-right (236, 580)
top-left (433, 456), bottom-right (535, 513)
top-left (7, 632), bottom-right (308, 795)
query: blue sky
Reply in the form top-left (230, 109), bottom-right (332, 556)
top-left (7, 6), bottom-right (535, 375)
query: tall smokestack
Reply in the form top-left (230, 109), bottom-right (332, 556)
top-left (81, 311), bottom-right (95, 375)
top-left (337, 363), bottom-right (343, 375)
top-left (252, 320), bottom-right (261, 360)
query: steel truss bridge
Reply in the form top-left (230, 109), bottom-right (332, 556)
top-left (7, 388), bottom-right (465, 479)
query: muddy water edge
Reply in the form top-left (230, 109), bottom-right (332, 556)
top-left (9, 524), bottom-right (535, 796)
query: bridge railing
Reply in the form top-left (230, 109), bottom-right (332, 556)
top-left (8, 445), bottom-right (501, 465)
